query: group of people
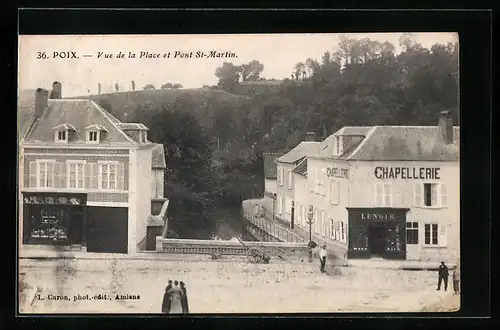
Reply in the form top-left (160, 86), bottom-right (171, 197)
top-left (437, 261), bottom-right (461, 295)
top-left (317, 245), bottom-right (461, 295)
top-left (161, 280), bottom-right (189, 314)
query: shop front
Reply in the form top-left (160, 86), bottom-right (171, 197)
top-left (347, 207), bottom-right (409, 260)
top-left (22, 192), bottom-right (87, 247)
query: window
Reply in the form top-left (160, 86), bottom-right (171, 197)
top-left (57, 130), bottom-right (67, 141)
top-left (341, 221), bottom-right (345, 242)
top-left (68, 162), bottom-right (85, 189)
top-left (37, 161), bottom-right (55, 188)
top-left (414, 183), bottom-right (448, 208)
top-left (330, 180), bottom-right (340, 205)
top-left (330, 219), bottom-right (335, 238)
top-left (87, 131), bottom-right (99, 143)
top-left (406, 222), bottom-right (419, 244)
top-left (277, 196), bottom-right (283, 214)
top-left (278, 168), bottom-right (284, 186)
top-left (99, 163), bottom-right (119, 190)
top-left (375, 183), bottom-right (392, 207)
top-left (287, 170), bottom-right (293, 189)
top-left (424, 224), bottom-right (438, 245)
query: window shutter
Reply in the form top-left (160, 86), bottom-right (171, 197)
top-left (439, 224), bottom-right (447, 247)
top-left (431, 184), bottom-right (438, 206)
top-left (375, 183), bottom-right (383, 206)
top-left (91, 163), bottom-right (99, 189)
top-left (440, 183), bottom-right (448, 207)
top-left (84, 163), bottom-right (91, 188)
top-left (414, 183), bottom-right (422, 207)
top-left (385, 184), bottom-right (392, 206)
top-left (117, 163), bottom-right (125, 190)
top-left (334, 181), bottom-right (340, 204)
top-left (53, 162), bottom-right (60, 188)
top-left (59, 162), bottom-right (67, 188)
top-left (29, 161), bottom-right (37, 188)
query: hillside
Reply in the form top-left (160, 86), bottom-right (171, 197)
top-left (72, 88), bottom-right (249, 125)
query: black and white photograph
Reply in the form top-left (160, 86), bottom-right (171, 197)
top-left (17, 32), bottom-right (460, 314)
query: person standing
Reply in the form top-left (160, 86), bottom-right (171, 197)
top-left (452, 266), bottom-right (460, 295)
top-left (180, 281), bottom-right (189, 313)
top-left (161, 280), bottom-right (173, 313)
top-left (437, 261), bottom-right (449, 291)
top-left (168, 280), bottom-right (184, 314)
top-left (319, 245), bottom-right (327, 273)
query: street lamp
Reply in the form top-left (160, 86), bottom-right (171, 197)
top-left (307, 205), bottom-right (314, 262)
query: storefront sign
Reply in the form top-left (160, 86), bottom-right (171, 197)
top-left (360, 212), bottom-right (396, 221)
top-left (374, 166), bottom-right (440, 180)
top-left (23, 195), bottom-right (86, 205)
top-left (326, 167), bottom-right (349, 179)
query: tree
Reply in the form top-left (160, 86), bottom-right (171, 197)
top-left (215, 62), bottom-right (241, 91)
top-left (131, 80), bottom-right (136, 91)
top-left (143, 84), bottom-right (155, 90)
top-left (172, 84), bottom-right (183, 89)
top-left (240, 60), bottom-right (264, 81)
top-left (161, 83), bottom-right (173, 89)
top-left (294, 62), bottom-right (305, 80)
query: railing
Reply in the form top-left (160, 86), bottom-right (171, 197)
top-left (156, 237), bottom-right (308, 256)
top-left (243, 211), bottom-right (305, 243)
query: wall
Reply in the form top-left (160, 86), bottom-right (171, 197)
top-left (23, 149), bottom-right (130, 204)
top-left (275, 162), bottom-right (295, 223)
top-left (135, 147), bottom-right (153, 251)
top-left (348, 160), bottom-right (460, 263)
top-left (292, 173), bottom-right (308, 230)
top-left (264, 178), bottom-right (277, 195)
top-left (151, 169), bottom-right (165, 199)
top-left (306, 157), bottom-right (350, 249)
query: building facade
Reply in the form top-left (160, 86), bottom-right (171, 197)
top-left (274, 112), bottom-right (460, 263)
top-left (18, 82), bottom-right (167, 254)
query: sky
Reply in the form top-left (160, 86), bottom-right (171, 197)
top-left (18, 33), bottom-right (458, 97)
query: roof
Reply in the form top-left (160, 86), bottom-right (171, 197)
top-left (18, 90), bottom-right (37, 141)
top-left (345, 126), bottom-right (460, 161)
top-left (277, 141), bottom-right (321, 164)
top-left (292, 158), bottom-right (308, 176)
top-left (84, 124), bottom-right (108, 132)
top-left (52, 123), bottom-right (76, 131)
top-left (152, 143), bottom-right (167, 169)
top-left (118, 123), bottom-right (149, 131)
top-left (263, 152), bottom-right (284, 179)
top-left (24, 99), bottom-right (136, 145)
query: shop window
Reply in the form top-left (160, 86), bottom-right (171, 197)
top-left (37, 161), bottom-right (55, 188)
top-left (406, 222), bottom-right (419, 244)
top-left (28, 207), bottom-right (68, 243)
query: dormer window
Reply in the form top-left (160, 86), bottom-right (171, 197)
top-left (85, 124), bottom-right (108, 144)
top-left (53, 124), bottom-right (76, 143)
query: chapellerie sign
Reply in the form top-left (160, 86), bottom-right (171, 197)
top-left (326, 167), bottom-right (349, 179)
top-left (374, 166), bottom-right (440, 180)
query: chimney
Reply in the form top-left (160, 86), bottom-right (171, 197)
top-left (438, 111), bottom-right (453, 144)
top-left (50, 81), bottom-right (62, 99)
top-left (305, 132), bottom-right (316, 142)
top-left (35, 88), bottom-right (49, 118)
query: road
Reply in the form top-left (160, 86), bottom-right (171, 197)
top-left (19, 258), bottom-right (459, 314)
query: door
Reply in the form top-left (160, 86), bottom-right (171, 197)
top-left (68, 207), bottom-right (83, 245)
top-left (369, 225), bottom-right (386, 256)
top-left (290, 201), bottom-right (295, 229)
top-left (86, 207), bottom-right (128, 254)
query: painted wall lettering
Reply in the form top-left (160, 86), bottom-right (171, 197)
top-left (374, 167), bottom-right (440, 180)
top-left (326, 167), bottom-right (349, 179)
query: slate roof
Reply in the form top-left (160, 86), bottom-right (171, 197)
top-left (118, 123), bottom-right (149, 131)
top-left (152, 143), bottom-right (167, 169)
top-left (18, 90), bottom-right (37, 141)
top-left (277, 141), bottom-right (321, 164)
top-left (85, 124), bottom-right (108, 132)
top-left (25, 99), bottom-right (135, 145)
top-left (345, 126), bottom-right (460, 161)
top-left (263, 152), bottom-right (284, 179)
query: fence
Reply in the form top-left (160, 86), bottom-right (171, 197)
top-left (243, 210), bottom-right (305, 243)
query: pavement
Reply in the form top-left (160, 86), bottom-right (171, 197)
top-left (18, 257), bottom-right (460, 314)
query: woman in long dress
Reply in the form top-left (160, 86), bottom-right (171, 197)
top-left (168, 281), bottom-right (184, 314)
top-left (180, 281), bottom-right (189, 313)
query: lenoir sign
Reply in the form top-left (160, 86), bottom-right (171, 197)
top-left (374, 166), bottom-right (441, 180)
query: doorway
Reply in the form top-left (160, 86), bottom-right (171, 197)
top-left (290, 202), bottom-right (295, 229)
top-left (368, 224), bottom-right (386, 257)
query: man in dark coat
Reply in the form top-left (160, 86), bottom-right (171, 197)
top-left (180, 281), bottom-right (189, 313)
top-left (161, 280), bottom-right (173, 313)
top-left (437, 261), bottom-right (449, 291)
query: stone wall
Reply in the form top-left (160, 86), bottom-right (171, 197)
top-left (155, 237), bottom-right (309, 260)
